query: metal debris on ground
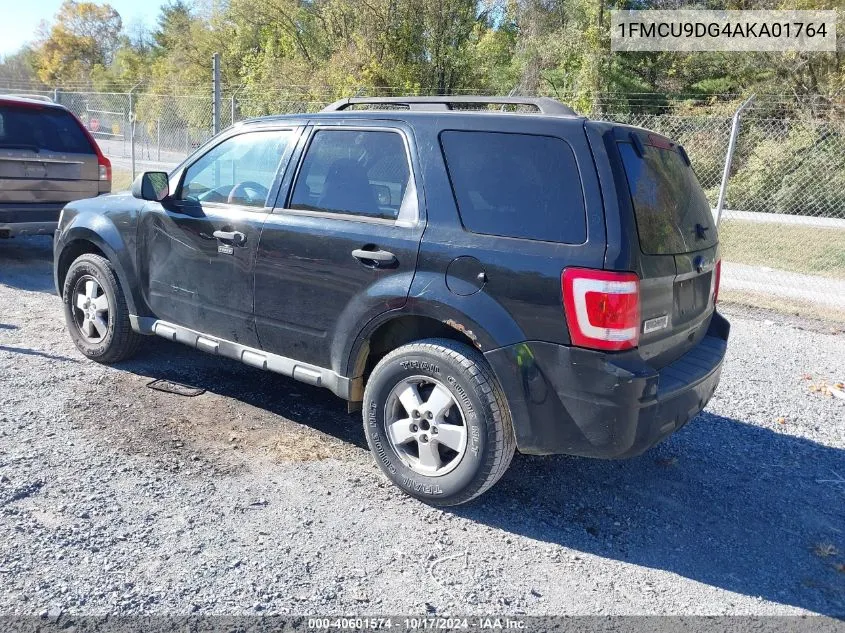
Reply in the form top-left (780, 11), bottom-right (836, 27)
top-left (146, 379), bottom-right (206, 397)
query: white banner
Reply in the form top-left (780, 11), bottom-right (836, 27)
top-left (611, 10), bottom-right (838, 52)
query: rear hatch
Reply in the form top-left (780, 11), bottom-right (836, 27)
top-left (0, 100), bottom-right (102, 206)
top-left (611, 126), bottom-right (719, 368)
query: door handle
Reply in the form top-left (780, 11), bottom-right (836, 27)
top-left (213, 230), bottom-right (247, 246)
top-left (351, 248), bottom-right (396, 266)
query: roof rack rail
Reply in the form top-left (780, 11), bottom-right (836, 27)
top-left (321, 96), bottom-right (577, 116)
top-left (2, 94), bottom-right (54, 103)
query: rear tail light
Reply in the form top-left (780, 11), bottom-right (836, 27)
top-left (562, 268), bottom-right (641, 351)
top-left (70, 111), bottom-right (111, 182)
top-left (98, 155), bottom-right (111, 181)
top-left (713, 259), bottom-right (722, 304)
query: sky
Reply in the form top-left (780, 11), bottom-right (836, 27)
top-left (0, 0), bottom-right (167, 58)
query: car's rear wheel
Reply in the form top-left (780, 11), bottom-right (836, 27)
top-left (62, 253), bottom-right (142, 363)
top-left (363, 338), bottom-right (515, 506)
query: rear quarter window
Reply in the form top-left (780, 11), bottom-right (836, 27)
top-left (440, 130), bottom-right (587, 244)
top-left (0, 104), bottom-right (95, 154)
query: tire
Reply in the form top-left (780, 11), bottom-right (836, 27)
top-left (62, 253), bottom-right (142, 364)
top-left (362, 338), bottom-right (515, 506)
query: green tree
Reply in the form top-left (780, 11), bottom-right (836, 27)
top-left (34, 0), bottom-right (122, 86)
top-left (0, 48), bottom-right (40, 89)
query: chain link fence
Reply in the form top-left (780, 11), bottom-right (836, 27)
top-left (602, 106), bottom-right (845, 322)
top-left (2, 87), bottom-right (843, 323)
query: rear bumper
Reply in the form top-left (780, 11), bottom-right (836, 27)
top-left (485, 312), bottom-right (730, 458)
top-left (0, 222), bottom-right (58, 237)
top-left (0, 204), bottom-right (63, 237)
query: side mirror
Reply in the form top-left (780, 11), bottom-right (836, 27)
top-left (131, 171), bottom-right (170, 202)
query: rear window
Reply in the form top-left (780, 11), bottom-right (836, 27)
top-left (440, 131), bottom-right (586, 244)
top-left (0, 104), bottom-right (95, 154)
top-left (618, 141), bottom-right (717, 255)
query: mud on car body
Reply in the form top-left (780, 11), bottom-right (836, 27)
top-left (53, 96), bottom-right (729, 505)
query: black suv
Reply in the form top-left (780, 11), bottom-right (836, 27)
top-left (54, 96), bottom-right (729, 505)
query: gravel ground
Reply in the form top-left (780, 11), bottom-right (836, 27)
top-left (1, 236), bottom-right (844, 618)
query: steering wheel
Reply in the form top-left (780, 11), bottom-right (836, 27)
top-left (227, 181), bottom-right (269, 205)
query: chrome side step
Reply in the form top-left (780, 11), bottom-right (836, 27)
top-left (129, 315), bottom-right (350, 399)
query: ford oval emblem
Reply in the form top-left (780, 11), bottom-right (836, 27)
top-left (694, 256), bottom-right (705, 273)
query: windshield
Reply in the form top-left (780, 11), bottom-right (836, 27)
top-left (618, 140), bottom-right (717, 255)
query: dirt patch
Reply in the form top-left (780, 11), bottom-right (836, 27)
top-left (63, 369), bottom-right (364, 475)
top-left (267, 433), bottom-right (338, 462)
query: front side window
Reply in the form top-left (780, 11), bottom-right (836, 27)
top-left (179, 130), bottom-right (292, 208)
top-left (289, 129), bottom-right (414, 221)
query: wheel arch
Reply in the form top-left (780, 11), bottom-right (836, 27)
top-left (56, 237), bottom-right (106, 291)
top-left (55, 226), bottom-right (141, 316)
top-left (344, 297), bottom-right (524, 406)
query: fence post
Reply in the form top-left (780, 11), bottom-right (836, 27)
top-left (157, 119), bottom-right (161, 162)
top-left (715, 95), bottom-right (755, 226)
top-left (128, 83), bottom-right (142, 179)
top-left (212, 52), bottom-right (221, 135)
top-left (129, 92), bottom-right (135, 179)
top-left (230, 84), bottom-right (246, 125)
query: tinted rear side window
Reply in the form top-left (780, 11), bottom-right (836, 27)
top-left (0, 104), bottom-right (94, 154)
top-left (440, 131), bottom-right (586, 243)
top-left (290, 129), bottom-right (412, 221)
top-left (618, 141), bottom-right (717, 255)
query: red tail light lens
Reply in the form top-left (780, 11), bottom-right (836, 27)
top-left (70, 110), bottom-right (111, 182)
top-left (562, 268), bottom-right (641, 351)
top-left (98, 155), bottom-right (111, 181)
top-left (713, 259), bottom-right (722, 304)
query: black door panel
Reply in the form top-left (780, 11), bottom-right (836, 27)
top-left (140, 203), bottom-right (267, 346)
top-left (137, 127), bottom-right (300, 345)
top-left (255, 213), bottom-right (422, 368)
top-left (254, 123), bottom-right (425, 371)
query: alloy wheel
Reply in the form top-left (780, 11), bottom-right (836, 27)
top-left (383, 376), bottom-right (468, 476)
top-left (72, 275), bottom-right (110, 343)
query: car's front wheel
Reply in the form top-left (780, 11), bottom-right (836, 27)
top-left (62, 253), bottom-right (142, 363)
top-left (362, 338), bottom-right (515, 506)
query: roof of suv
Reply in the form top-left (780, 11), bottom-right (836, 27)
top-left (0, 94), bottom-right (63, 109)
top-left (239, 96), bottom-right (587, 128)
top-left (322, 96), bottom-right (579, 115)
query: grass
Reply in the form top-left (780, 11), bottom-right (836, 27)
top-left (719, 220), bottom-right (845, 279)
top-left (111, 168), bottom-right (134, 193)
top-left (720, 289), bottom-right (845, 325)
